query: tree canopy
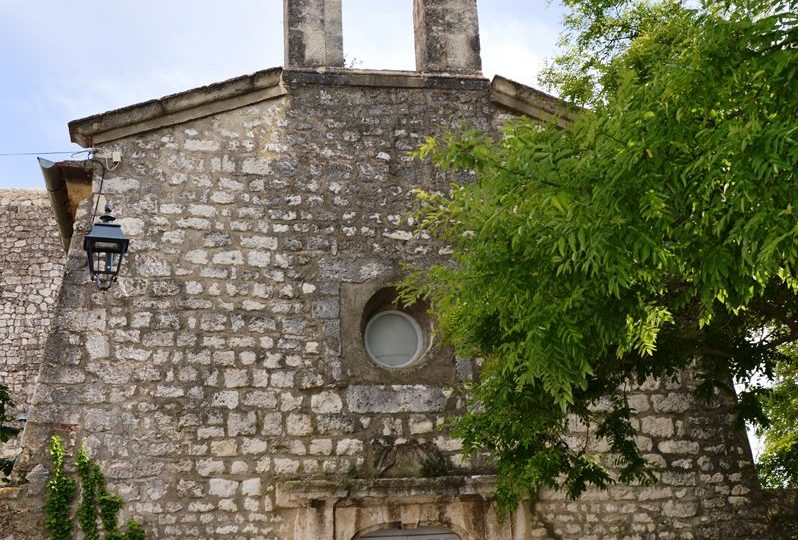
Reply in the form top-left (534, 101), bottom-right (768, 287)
top-left (758, 351), bottom-right (798, 489)
top-left (405, 0), bottom-right (798, 506)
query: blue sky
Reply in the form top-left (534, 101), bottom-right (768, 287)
top-left (0, 1), bottom-right (565, 189)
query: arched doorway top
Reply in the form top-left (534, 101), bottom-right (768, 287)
top-left (359, 526), bottom-right (461, 539)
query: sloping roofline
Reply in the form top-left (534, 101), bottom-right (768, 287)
top-left (68, 67), bottom-right (576, 148)
top-left (56, 67), bottom-right (575, 253)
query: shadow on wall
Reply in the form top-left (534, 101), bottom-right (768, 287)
top-left (764, 489), bottom-right (798, 539)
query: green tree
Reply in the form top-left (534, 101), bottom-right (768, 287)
top-left (406, 0), bottom-right (798, 507)
top-left (758, 350), bottom-right (798, 489)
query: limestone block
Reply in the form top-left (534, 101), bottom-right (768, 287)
top-left (658, 440), bottom-right (700, 454)
top-left (208, 478), bottom-right (238, 498)
top-left (242, 478), bottom-right (262, 496)
top-left (311, 391), bottom-right (343, 414)
top-left (641, 416), bottom-right (675, 438)
top-left (211, 440), bottom-right (238, 457)
top-left (346, 385), bottom-right (448, 413)
top-left (211, 391), bottom-right (240, 409)
top-left (286, 413), bottom-right (313, 436)
top-left (228, 411), bottom-right (257, 436)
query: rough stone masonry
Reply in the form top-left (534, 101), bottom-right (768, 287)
top-left (5, 0), bottom-right (781, 538)
top-left (0, 190), bottom-right (64, 417)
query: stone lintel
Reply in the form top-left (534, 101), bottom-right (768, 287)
top-left (414, 0), bottom-right (482, 74)
top-left (346, 385), bottom-right (449, 414)
top-left (284, 0), bottom-right (344, 68)
top-left (68, 67), bottom-right (284, 147)
top-left (490, 75), bottom-right (578, 127)
top-left (277, 475), bottom-right (498, 508)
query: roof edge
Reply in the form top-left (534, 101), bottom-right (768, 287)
top-left (68, 67), bottom-right (575, 148)
top-left (38, 158), bottom-right (76, 253)
top-left (490, 75), bottom-right (577, 127)
top-left (68, 67), bottom-right (496, 147)
top-left (69, 67), bottom-right (285, 147)
top-left (38, 158), bottom-right (94, 253)
top-left (281, 67), bottom-right (489, 90)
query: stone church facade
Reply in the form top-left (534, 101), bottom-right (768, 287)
top-left (1, 1), bottom-right (783, 538)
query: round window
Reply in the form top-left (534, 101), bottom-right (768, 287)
top-left (363, 310), bottom-right (424, 368)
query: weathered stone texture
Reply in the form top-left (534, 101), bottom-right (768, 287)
top-left (17, 77), bottom-right (504, 539)
top-left (284, 0), bottom-right (344, 68)
top-left (13, 72), bottom-right (772, 539)
top-left (0, 190), bottom-right (64, 415)
top-left (534, 372), bottom-right (769, 539)
top-left (414, 0), bottom-right (482, 74)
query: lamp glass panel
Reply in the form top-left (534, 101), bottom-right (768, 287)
top-left (91, 251), bottom-right (120, 274)
top-left (93, 240), bottom-right (123, 253)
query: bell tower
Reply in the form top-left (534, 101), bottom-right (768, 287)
top-left (284, 0), bottom-right (345, 68)
top-left (283, 0), bottom-right (482, 74)
top-left (413, 0), bottom-right (482, 74)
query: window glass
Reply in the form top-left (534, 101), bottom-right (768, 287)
top-left (364, 310), bottom-right (423, 368)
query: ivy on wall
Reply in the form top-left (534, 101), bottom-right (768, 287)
top-left (43, 436), bottom-right (76, 540)
top-left (45, 436), bottom-right (145, 540)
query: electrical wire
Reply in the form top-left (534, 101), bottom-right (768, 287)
top-left (0, 150), bottom-right (93, 157)
top-left (89, 154), bottom-right (109, 224)
top-left (0, 147), bottom-right (118, 222)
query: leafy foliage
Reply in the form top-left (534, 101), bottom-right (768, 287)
top-left (406, 0), bottom-right (798, 507)
top-left (44, 436), bottom-right (77, 540)
top-left (76, 448), bottom-right (100, 540)
top-left (758, 351), bottom-right (798, 488)
top-left (45, 436), bottom-right (146, 540)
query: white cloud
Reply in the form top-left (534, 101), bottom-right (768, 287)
top-left (480, 16), bottom-right (561, 87)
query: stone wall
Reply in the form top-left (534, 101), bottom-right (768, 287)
top-left (765, 489), bottom-right (798, 539)
top-left (15, 70), bottom-right (772, 539)
top-left (0, 190), bottom-right (64, 416)
top-left (534, 371), bottom-right (768, 539)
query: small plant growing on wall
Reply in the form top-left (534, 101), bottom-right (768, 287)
top-left (0, 383), bottom-right (21, 479)
top-left (44, 435), bottom-right (145, 540)
top-left (43, 436), bottom-right (76, 540)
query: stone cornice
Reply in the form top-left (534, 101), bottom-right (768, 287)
top-left (490, 75), bottom-right (577, 127)
top-left (68, 67), bottom-right (574, 148)
top-left (68, 67), bottom-right (285, 147)
top-left (281, 67), bottom-right (488, 91)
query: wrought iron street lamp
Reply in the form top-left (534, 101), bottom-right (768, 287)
top-left (84, 204), bottom-right (129, 290)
